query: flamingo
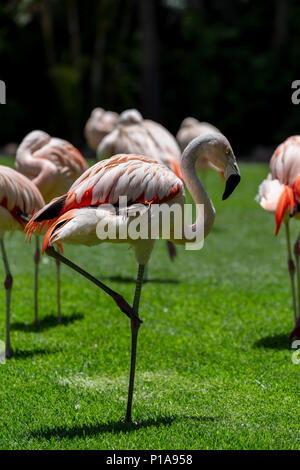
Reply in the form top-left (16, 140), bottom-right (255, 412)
top-left (257, 136), bottom-right (300, 338)
top-left (25, 132), bottom-right (240, 423)
top-left (97, 109), bottom-right (182, 261)
top-left (176, 118), bottom-right (223, 176)
top-left (84, 107), bottom-right (119, 151)
top-left (97, 109), bottom-right (182, 179)
top-left (15, 130), bottom-right (88, 323)
top-left (0, 166), bottom-right (44, 357)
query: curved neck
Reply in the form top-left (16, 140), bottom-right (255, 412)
top-left (16, 147), bottom-right (55, 198)
top-left (180, 140), bottom-right (216, 242)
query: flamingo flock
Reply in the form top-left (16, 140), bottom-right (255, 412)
top-left (2, 105), bottom-right (297, 423)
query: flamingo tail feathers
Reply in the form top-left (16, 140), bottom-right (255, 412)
top-left (275, 186), bottom-right (295, 235)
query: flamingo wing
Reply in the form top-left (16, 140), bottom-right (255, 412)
top-left (25, 154), bottom-right (183, 238)
top-left (0, 165), bottom-right (44, 231)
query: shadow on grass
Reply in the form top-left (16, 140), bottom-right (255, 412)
top-left (31, 414), bottom-right (217, 439)
top-left (11, 312), bottom-right (84, 333)
top-left (254, 333), bottom-right (291, 350)
top-left (104, 275), bottom-right (180, 284)
top-left (11, 346), bottom-right (61, 359)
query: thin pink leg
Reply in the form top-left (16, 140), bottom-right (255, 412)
top-left (34, 236), bottom-right (40, 324)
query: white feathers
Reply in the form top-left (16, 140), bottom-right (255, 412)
top-left (256, 175), bottom-right (285, 213)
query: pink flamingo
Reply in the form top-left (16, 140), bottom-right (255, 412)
top-left (176, 118), bottom-right (223, 176)
top-left (98, 109), bottom-right (182, 261)
top-left (257, 136), bottom-right (300, 338)
top-left (26, 132), bottom-right (240, 423)
top-left (0, 166), bottom-right (44, 358)
top-left (84, 108), bottom-right (119, 151)
top-left (98, 109), bottom-right (182, 179)
top-left (15, 130), bottom-right (88, 323)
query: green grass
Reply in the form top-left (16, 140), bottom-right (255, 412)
top-left (0, 159), bottom-right (299, 450)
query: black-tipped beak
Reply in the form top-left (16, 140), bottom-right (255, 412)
top-left (222, 174), bottom-right (241, 200)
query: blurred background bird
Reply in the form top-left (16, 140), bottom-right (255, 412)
top-left (15, 130), bottom-right (88, 323)
top-left (84, 107), bottom-right (119, 151)
top-left (0, 166), bottom-right (44, 357)
top-left (97, 108), bottom-right (182, 263)
top-left (176, 117), bottom-right (224, 178)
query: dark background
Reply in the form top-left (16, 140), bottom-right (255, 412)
top-left (1, 0), bottom-right (300, 157)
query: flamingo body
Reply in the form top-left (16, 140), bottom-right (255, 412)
top-left (27, 154), bottom-right (184, 265)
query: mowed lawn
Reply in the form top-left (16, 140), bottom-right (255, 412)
top-left (0, 157), bottom-right (299, 450)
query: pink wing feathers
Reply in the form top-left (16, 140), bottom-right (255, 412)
top-left (0, 165), bottom-right (44, 231)
top-left (97, 111), bottom-right (182, 179)
top-left (25, 154), bottom-right (184, 246)
top-left (15, 130), bottom-right (88, 203)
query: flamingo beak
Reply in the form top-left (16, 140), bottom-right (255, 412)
top-left (222, 163), bottom-right (240, 200)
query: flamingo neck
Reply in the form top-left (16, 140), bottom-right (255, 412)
top-left (180, 139), bottom-right (216, 242)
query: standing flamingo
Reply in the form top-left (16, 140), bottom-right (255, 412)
top-left (15, 130), bottom-right (88, 323)
top-left (176, 118), bottom-right (223, 176)
top-left (97, 109), bottom-right (182, 261)
top-left (26, 132), bottom-right (240, 422)
top-left (84, 108), bottom-right (119, 151)
top-left (257, 136), bottom-right (300, 338)
top-left (0, 166), bottom-right (44, 357)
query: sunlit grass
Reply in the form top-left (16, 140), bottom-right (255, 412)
top-left (0, 160), bottom-right (299, 449)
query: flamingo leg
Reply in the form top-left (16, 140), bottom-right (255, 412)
top-left (143, 263), bottom-right (148, 283)
top-left (45, 247), bottom-right (136, 320)
top-left (166, 241), bottom-right (177, 261)
top-left (289, 234), bottom-right (300, 339)
top-left (46, 247), bottom-right (144, 421)
top-left (0, 240), bottom-right (12, 358)
top-left (34, 236), bottom-right (40, 324)
top-left (284, 221), bottom-right (297, 321)
top-left (294, 233), bottom-right (300, 320)
top-left (125, 264), bottom-right (144, 423)
top-left (56, 259), bottom-right (61, 323)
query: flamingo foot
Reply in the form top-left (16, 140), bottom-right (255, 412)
top-left (289, 317), bottom-right (300, 340)
top-left (5, 347), bottom-right (12, 359)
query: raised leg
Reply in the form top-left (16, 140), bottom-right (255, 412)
top-left (125, 264), bottom-right (144, 423)
top-left (56, 259), bottom-right (61, 323)
top-left (45, 247), bottom-right (143, 421)
top-left (45, 247), bottom-right (136, 319)
top-left (0, 240), bottom-right (13, 358)
top-left (34, 236), bottom-right (40, 324)
top-left (284, 221), bottom-right (297, 321)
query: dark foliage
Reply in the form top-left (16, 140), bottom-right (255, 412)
top-left (1, 0), bottom-right (300, 155)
